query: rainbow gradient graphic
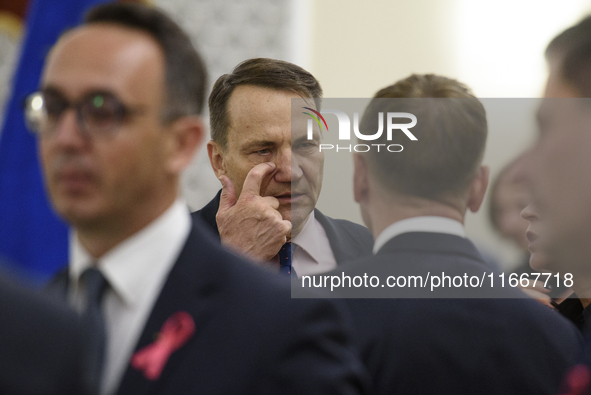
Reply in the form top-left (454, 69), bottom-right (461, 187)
top-left (302, 107), bottom-right (328, 131)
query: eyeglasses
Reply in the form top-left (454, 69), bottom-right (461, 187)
top-left (24, 89), bottom-right (145, 137)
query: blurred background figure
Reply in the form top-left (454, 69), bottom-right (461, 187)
top-left (519, 14), bottom-right (591, 395)
top-left (482, 157), bottom-right (531, 272)
top-left (489, 156), bottom-right (570, 300)
top-left (521, 15), bottom-right (591, 330)
top-left (489, 158), bottom-right (531, 266)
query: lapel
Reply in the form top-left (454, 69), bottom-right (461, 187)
top-left (115, 220), bottom-right (224, 395)
top-left (377, 231), bottom-right (485, 263)
top-left (314, 209), bottom-right (368, 264)
top-left (44, 266), bottom-right (69, 302)
top-left (191, 191), bottom-right (221, 238)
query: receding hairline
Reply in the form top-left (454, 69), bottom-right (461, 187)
top-left (42, 23), bottom-right (167, 109)
top-left (227, 83), bottom-right (317, 102)
top-left (219, 83), bottom-right (318, 149)
top-left (52, 22), bottom-right (165, 57)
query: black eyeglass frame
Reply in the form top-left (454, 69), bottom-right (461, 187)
top-left (23, 89), bottom-right (146, 137)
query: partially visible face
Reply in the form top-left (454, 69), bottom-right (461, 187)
top-left (520, 203), bottom-right (550, 271)
top-left (494, 178), bottom-right (530, 252)
top-left (39, 25), bottom-right (173, 231)
top-left (522, 70), bottom-right (591, 276)
top-left (217, 85), bottom-right (324, 235)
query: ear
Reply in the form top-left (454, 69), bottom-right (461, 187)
top-left (467, 165), bottom-right (490, 213)
top-left (207, 140), bottom-right (227, 179)
top-left (353, 153), bottom-right (370, 204)
top-left (166, 116), bottom-right (204, 174)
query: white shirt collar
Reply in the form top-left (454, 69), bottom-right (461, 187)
top-left (69, 199), bottom-right (192, 308)
top-left (291, 210), bottom-right (338, 276)
top-left (373, 216), bottom-right (466, 254)
top-left (292, 211), bottom-right (322, 263)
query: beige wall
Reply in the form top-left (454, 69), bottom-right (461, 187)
top-left (309, 0), bottom-right (458, 97)
top-left (305, 0), bottom-right (591, 269)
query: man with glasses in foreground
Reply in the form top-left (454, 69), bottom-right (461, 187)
top-left (27, 3), bottom-right (367, 395)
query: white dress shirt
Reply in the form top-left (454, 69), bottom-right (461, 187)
top-left (373, 216), bottom-right (467, 254)
top-left (291, 211), bottom-right (337, 276)
top-left (69, 199), bottom-right (191, 395)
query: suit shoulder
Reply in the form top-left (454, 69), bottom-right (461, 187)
top-left (0, 276), bottom-right (92, 395)
top-left (190, 192), bottom-right (221, 237)
top-left (315, 210), bottom-right (373, 247)
top-left (507, 296), bottom-right (582, 341)
top-left (190, 208), bottom-right (203, 221)
top-left (333, 218), bottom-right (373, 239)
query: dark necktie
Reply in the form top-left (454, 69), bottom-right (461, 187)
top-left (80, 267), bottom-right (109, 392)
top-left (278, 242), bottom-right (293, 275)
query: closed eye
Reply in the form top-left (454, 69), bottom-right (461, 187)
top-left (294, 141), bottom-right (318, 150)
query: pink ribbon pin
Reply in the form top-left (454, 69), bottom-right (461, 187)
top-left (131, 311), bottom-right (195, 380)
top-left (560, 364), bottom-right (591, 395)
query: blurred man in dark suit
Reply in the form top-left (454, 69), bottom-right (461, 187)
top-left (328, 74), bottom-right (581, 394)
top-left (30, 3), bottom-right (367, 395)
top-left (516, 16), bottom-right (591, 395)
top-left (192, 58), bottom-right (373, 276)
top-left (520, 15), bottom-right (591, 332)
top-left (0, 271), bottom-right (97, 395)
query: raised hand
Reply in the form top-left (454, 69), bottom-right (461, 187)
top-left (216, 162), bottom-right (292, 262)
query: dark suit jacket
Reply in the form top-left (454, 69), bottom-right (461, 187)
top-left (48, 219), bottom-right (367, 395)
top-left (192, 190), bottom-right (373, 264)
top-left (0, 274), bottom-right (97, 395)
top-left (330, 232), bottom-right (582, 395)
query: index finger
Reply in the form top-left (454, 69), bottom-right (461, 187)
top-left (240, 162), bottom-right (276, 197)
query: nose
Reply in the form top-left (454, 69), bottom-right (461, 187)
top-left (50, 108), bottom-right (87, 149)
top-left (521, 203), bottom-right (538, 222)
top-left (274, 146), bottom-right (295, 183)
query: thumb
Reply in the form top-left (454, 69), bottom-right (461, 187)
top-left (218, 176), bottom-right (237, 212)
